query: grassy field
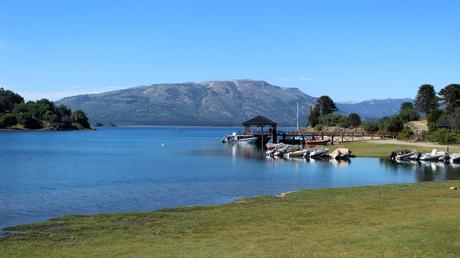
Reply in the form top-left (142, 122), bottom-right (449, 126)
top-left (2, 182), bottom-right (460, 257)
top-left (333, 141), bottom-right (460, 158)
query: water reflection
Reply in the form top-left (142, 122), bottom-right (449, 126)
top-left (380, 159), bottom-right (460, 182)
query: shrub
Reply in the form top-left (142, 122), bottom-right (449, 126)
top-left (16, 113), bottom-right (42, 129)
top-left (314, 124), bottom-right (324, 131)
top-left (362, 122), bottom-right (380, 133)
top-left (383, 116), bottom-right (404, 132)
top-left (398, 127), bottom-right (413, 140)
top-left (347, 113), bottom-right (361, 128)
top-left (0, 114), bottom-right (18, 128)
top-left (424, 128), bottom-right (458, 144)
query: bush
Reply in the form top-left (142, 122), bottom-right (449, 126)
top-left (319, 114), bottom-right (348, 127)
top-left (398, 127), bottom-right (413, 140)
top-left (383, 116), bottom-right (404, 132)
top-left (347, 113), bottom-right (361, 128)
top-left (424, 128), bottom-right (458, 144)
top-left (362, 122), bottom-right (380, 133)
top-left (71, 110), bottom-right (90, 129)
top-left (0, 114), bottom-right (18, 128)
top-left (427, 109), bottom-right (444, 131)
top-left (314, 124), bottom-right (324, 131)
top-left (16, 113), bottom-right (42, 129)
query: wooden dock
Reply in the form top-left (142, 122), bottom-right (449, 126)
top-left (250, 129), bottom-right (399, 145)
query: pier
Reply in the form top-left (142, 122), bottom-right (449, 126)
top-left (243, 116), bottom-right (399, 146)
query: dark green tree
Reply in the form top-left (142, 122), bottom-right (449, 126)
top-left (347, 113), bottom-right (361, 128)
top-left (0, 88), bottom-right (24, 113)
top-left (399, 101), bottom-right (419, 123)
top-left (316, 96), bottom-right (337, 115)
top-left (414, 84), bottom-right (439, 115)
top-left (362, 121), bottom-right (379, 133)
top-left (308, 105), bottom-right (321, 127)
top-left (427, 109), bottom-right (444, 131)
top-left (450, 107), bottom-right (460, 133)
top-left (0, 114), bottom-right (18, 128)
top-left (439, 84), bottom-right (460, 113)
top-left (384, 116), bottom-right (404, 132)
top-left (71, 110), bottom-right (91, 129)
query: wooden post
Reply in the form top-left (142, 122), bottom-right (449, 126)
top-left (331, 134), bottom-right (334, 145)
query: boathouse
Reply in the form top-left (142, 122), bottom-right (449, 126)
top-left (242, 115), bottom-right (277, 146)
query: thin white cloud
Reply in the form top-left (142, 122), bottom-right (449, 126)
top-left (299, 76), bottom-right (313, 82)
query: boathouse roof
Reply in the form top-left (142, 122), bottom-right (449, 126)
top-left (242, 115), bottom-right (277, 126)
top-left (439, 118), bottom-right (451, 128)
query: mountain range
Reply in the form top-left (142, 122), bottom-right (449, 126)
top-left (57, 80), bottom-right (410, 126)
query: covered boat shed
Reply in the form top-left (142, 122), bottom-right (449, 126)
top-left (243, 115), bottom-right (278, 145)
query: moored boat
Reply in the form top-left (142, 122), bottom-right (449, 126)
top-left (222, 132), bottom-right (258, 144)
top-left (306, 139), bottom-right (331, 146)
top-left (419, 149), bottom-right (446, 161)
top-left (449, 153), bottom-right (460, 163)
top-left (309, 148), bottom-right (330, 159)
top-left (285, 149), bottom-right (310, 159)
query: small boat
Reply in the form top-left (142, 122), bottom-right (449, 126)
top-left (396, 150), bottom-right (415, 161)
top-left (389, 150), bottom-right (412, 160)
top-left (285, 149), bottom-right (310, 159)
top-left (274, 145), bottom-right (301, 157)
top-left (330, 148), bottom-right (352, 160)
top-left (306, 139), bottom-right (331, 146)
top-left (222, 132), bottom-right (258, 144)
top-left (419, 149), bottom-right (446, 161)
top-left (309, 148), bottom-right (329, 158)
top-left (450, 153), bottom-right (460, 163)
top-left (409, 152), bottom-right (422, 161)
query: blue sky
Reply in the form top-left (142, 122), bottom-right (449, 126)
top-left (0, 0), bottom-right (459, 101)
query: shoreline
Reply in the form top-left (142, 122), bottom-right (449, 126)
top-left (2, 181), bottom-right (460, 257)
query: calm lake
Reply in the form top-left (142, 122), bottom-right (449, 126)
top-left (1, 127), bottom-right (460, 230)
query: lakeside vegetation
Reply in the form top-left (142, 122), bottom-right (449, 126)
top-left (2, 182), bottom-right (460, 257)
top-left (333, 141), bottom-right (460, 158)
top-left (0, 88), bottom-right (91, 130)
top-left (308, 84), bottom-right (460, 144)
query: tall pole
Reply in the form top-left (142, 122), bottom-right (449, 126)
top-left (296, 102), bottom-right (299, 131)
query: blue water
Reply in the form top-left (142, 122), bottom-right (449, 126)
top-left (1, 127), bottom-right (459, 230)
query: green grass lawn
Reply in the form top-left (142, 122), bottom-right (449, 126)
top-left (2, 182), bottom-right (460, 257)
top-left (333, 141), bottom-right (460, 158)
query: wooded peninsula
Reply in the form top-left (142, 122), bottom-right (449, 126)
top-left (0, 88), bottom-right (91, 131)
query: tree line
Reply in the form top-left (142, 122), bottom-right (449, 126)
top-left (0, 88), bottom-right (91, 130)
top-left (307, 84), bottom-right (460, 143)
top-left (308, 96), bottom-right (362, 130)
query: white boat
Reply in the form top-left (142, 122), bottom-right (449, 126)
top-left (274, 144), bottom-right (300, 157)
top-left (396, 151), bottom-right (414, 160)
top-left (450, 153), bottom-right (460, 163)
top-left (222, 132), bottom-right (258, 144)
top-left (419, 149), bottom-right (446, 161)
top-left (309, 148), bottom-right (329, 159)
top-left (409, 152), bottom-right (422, 161)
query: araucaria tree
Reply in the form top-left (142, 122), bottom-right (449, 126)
top-left (316, 96), bottom-right (337, 115)
top-left (414, 84), bottom-right (439, 115)
top-left (347, 113), bottom-right (361, 128)
top-left (439, 84), bottom-right (460, 113)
